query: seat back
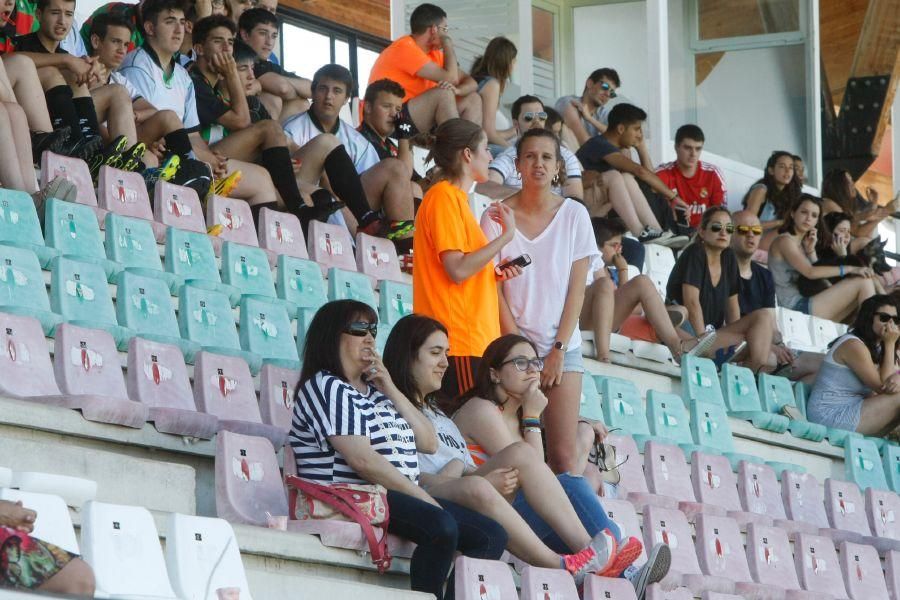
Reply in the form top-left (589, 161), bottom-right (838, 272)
top-left (214, 430), bottom-right (288, 526)
top-left (792, 533), bottom-right (848, 598)
top-left (307, 220), bottom-right (356, 273)
top-left (165, 227), bottom-right (223, 283)
top-left (824, 478), bottom-right (872, 536)
top-left (0, 245), bottom-right (54, 316)
top-left (295, 307), bottom-right (317, 358)
top-left (153, 181), bottom-right (206, 233)
top-left (378, 280), bottom-right (413, 326)
top-left (606, 434), bottom-right (648, 495)
top-left (97, 165), bottom-right (153, 220)
top-left (885, 550), bottom-right (900, 600)
top-left (41, 151), bottom-right (97, 207)
top-left (601, 499), bottom-right (647, 566)
top-left (845, 435), bottom-right (889, 491)
top-left (44, 198), bottom-right (107, 262)
top-left (193, 351), bottom-right (261, 423)
top-left (681, 355), bottom-right (724, 405)
top-left (104, 213), bottom-right (163, 272)
top-left (776, 308), bottom-right (817, 352)
top-left (259, 364), bottom-right (298, 432)
top-left (178, 284), bottom-right (241, 351)
top-left (275, 254), bottom-right (327, 311)
top-left (645, 390), bottom-right (692, 446)
top-left (327, 267), bottom-right (378, 309)
top-left (644, 441), bottom-right (695, 502)
top-left (644, 245), bottom-right (676, 277)
top-left (356, 232), bottom-right (402, 283)
top-left (165, 512), bottom-right (254, 600)
top-left (811, 317), bottom-right (842, 353)
top-left (691, 452), bottom-right (741, 512)
top-left (453, 556), bottom-right (517, 600)
top-left (744, 522), bottom-right (801, 590)
top-left (49, 256), bottom-right (117, 326)
top-left (642, 504), bottom-right (702, 576)
top-left (53, 322), bottom-right (128, 398)
top-left (580, 373), bottom-right (604, 421)
top-left (519, 565), bottom-right (578, 600)
top-left (126, 337), bottom-right (196, 411)
top-left (601, 377), bottom-right (650, 436)
top-left (583, 575), bottom-right (638, 600)
top-left (0, 189), bottom-right (50, 253)
top-left (757, 373), bottom-right (798, 414)
top-left (0, 312), bottom-right (61, 397)
top-left (838, 540), bottom-right (890, 600)
top-left (257, 207), bottom-right (307, 259)
top-left (0, 489), bottom-right (79, 553)
top-left (238, 296), bottom-right (299, 369)
top-left (866, 487), bottom-right (900, 540)
top-left (694, 513), bottom-right (752, 583)
top-left (81, 500), bottom-right (178, 598)
top-left (115, 270), bottom-right (181, 339)
top-left (690, 400), bottom-right (735, 454)
top-left (781, 470), bottom-right (828, 528)
top-left (793, 381), bottom-right (811, 419)
top-left (737, 461), bottom-right (786, 519)
top-left (221, 241), bottom-right (277, 299)
top-left (719, 363), bottom-right (763, 413)
top-left (207, 195), bottom-right (259, 247)
top-left (883, 444), bottom-right (900, 494)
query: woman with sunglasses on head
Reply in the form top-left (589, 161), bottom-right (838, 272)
top-left (290, 300), bottom-right (509, 600)
top-left (742, 150), bottom-right (802, 250)
top-left (471, 37), bottom-right (518, 154)
top-left (767, 195), bottom-right (876, 322)
top-left (807, 295), bottom-right (900, 435)
top-left (665, 207), bottom-right (776, 371)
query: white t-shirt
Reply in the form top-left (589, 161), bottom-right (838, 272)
top-left (118, 46), bottom-right (200, 130)
top-left (481, 198), bottom-right (599, 356)
top-left (282, 111), bottom-right (380, 174)
top-left (418, 407), bottom-right (475, 474)
top-left (109, 71), bottom-right (142, 102)
top-left (489, 144), bottom-right (583, 194)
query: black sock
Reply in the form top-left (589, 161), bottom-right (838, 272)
top-left (250, 201), bottom-right (277, 228)
top-left (393, 236), bottom-right (413, 254)
top-left (164, 129), bottom-right (192, 160)
top-left (310, 188), bottom-right (333, 207)
top-left (72, 96), bottom-right (100, 139)
top-left (260, 146), bottom-right (305, 212)
top-left (45, 86), bottom-right (81, 141)
top-left (323, 146), bottom-right (376, 225)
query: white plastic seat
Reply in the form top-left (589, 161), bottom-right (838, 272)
top-left (776, 308), bottom-right (817, 352)
top-left (10, 471), bottom-right (97, 508)
top-left (41, 151), bottom-right (99, 210)
top-left (782, 471), bottom-right (829, 531)
top-left (810, 317), bottom-right (841, 353)
top-left (600, 499), bottom-right (647, 567)
top-left (0, 489), bottom-right (79, 553)
top-left (258, 364), bottom-right (298, 433)
top-left (0, 467), bottom-right (10, 487)
top-left (257, 206), bottom-right (307, 259)
top-left (97, 165), bottom-right (165, 239)
top-left (519, 565), bottom-right (578, 599)
top-left (823, 478), bottom-right (872, 544)
top-left (884, 550), bottom-right (900, 600)
top-left (453, 556), bottom-right (517, 600)
top-left (866, 488), bottom-right (900, 541)
top-left (605, 434), bottom-right (650, 501)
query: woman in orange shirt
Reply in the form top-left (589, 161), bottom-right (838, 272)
top-left (413, 118), bottom-right (521, 401)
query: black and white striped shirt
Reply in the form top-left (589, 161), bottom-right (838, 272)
top-left (290, 371), bottom-right (419, 484)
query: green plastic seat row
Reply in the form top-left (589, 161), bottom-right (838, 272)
top-left (0, 188), bottom-right (59, 267)
top-left (719, 364), bottom-right (789, 433)
top-left (579, 374), bottom-right (604, 422)
top-left (845, 435), bottom-right (889, 491)
top-left (757, 373), bottom-right (826, 443)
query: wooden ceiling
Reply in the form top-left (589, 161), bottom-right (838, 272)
top-left (279, 0), bottom-right (390, 40)
top-left (820, 0), bottom-right (871, 107)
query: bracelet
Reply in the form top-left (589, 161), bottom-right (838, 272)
top-left (522, 427), bottom-right (542, 434)
top-left (839, 264), bottom-right (845, 278)
top-left (521, 417), bottom-right (541, 428)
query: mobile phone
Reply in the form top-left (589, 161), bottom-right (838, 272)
top-left (495, 254), bottom-right (532, 275)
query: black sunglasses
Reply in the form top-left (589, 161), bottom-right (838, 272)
top-left (343, 321), bottom-right (378, 338)
top-left (876, 312), bottom-right (900, 324)
top-left (707, 222), bottom-right (734, 234)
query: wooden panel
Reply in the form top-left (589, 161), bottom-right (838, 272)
top-left (820, 0), bottom-right (870, 106)
top-left (279, 0), bottom-right (390, 40)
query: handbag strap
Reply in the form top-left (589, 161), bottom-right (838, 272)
top-left (285, 475), bottom-right (392, 573)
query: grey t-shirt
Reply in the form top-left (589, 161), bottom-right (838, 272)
top-left (555, 95), bottom-right (607, 138)
top-left (418, 407), bottom-right (476, 474)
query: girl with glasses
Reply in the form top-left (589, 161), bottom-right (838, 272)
top-left (470, 36), bottom-right (518, 154)
top-left (807, 295), bottom-right (900, 436)
top-left (290, 300), bottom-right (509, 600)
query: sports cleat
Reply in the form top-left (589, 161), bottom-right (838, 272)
top-left (31, 126), bottom-right (70, 164)
top-left (211, 170), bottom-right (241, 199)
top-left (169, 158), bottom-right (212, 200)
top-left (597, 536), bottom-right (643, 578)
top-left (60, 133), bottom-right (103, 162)
top-left (141, 155), bottom-right (181, 194)
top-left (88, 134), bottom-right (129, 180)
top-left (119, 142), bottom-right (147, 172)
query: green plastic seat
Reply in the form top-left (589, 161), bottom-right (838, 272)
top-left (115, 270), bottom-right (199, 361)
top-left (275, 254), bottom-right (327, 312)
top-left (882, 444), bottom-right (900, 493)
top-left (719, 363), bottom-right (789, 433)
top-left (49, 255), bottom-right (132, 348)
top-left (327, 267), bottom-right (377, 310)
top-left (579, 372), bottom-right (604, 422)
top-left (681, 355), bottom-right (724, 405)
top-left (177, 283), bottom-right (262, 373)
top-left (44, 198), bottom-right (120, 280)
top-left (600, 377), bottom-right (649, 437)
top-left (689, 400), bottom-right (763, 471)
top-left (793, 381), bottom-right (811, 420)
top-left (295, 307), bottom-right (318, 358)
top-left (867, 435), bottom-right (887, 453)
top-left (379, 280), bottom-right (413, 326)
top-left (220, 241), bottom-right (278, 301)
top-left (765, 461), bottom-right (806, 481)
top-left (164, 227), bottom-right (241, 306)
top-left (0, 245), bottom-right (62, 334)
top-left (375, 320), bottom-right (392, 354)
top-left (0, 188), bottom-right (58, 267)
top-left (758, 373), bottom-right (826, 442)
top-left (104, 213), bottom-right (178, 293)
top-left (238, 296), bottom-right (300, 370)
top-left (635, 390), bottom-right (694, 452)
top-left (845, 435), bottom-right (889, 491)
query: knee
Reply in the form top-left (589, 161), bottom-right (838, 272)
top-left (499, 441), bottom-right (539, 468)
top-left (594, 276), bottom-right (615, 299)
top-left (65, 559), bottom-right (96, 596)
top-left (4, 53), bottom-right (34, 74)
top-left (111, 83), bottom-right (130, 103)
top-left (429, 509), bottom-right (459, 548)
top-left (384, 156), bottom-right (412, 179)
top-left (460, 476), bottom-right (503, 511)
top-left (313, 132), bottom-right (340, 152)
top-left (633, 274), bottom-right (653, 291)
top-left (752, 308), bottom-right (774, 326)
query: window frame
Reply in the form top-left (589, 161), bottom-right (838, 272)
top-left (688, 0), bottom-right (807, 53)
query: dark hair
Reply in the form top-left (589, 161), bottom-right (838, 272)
top-left (591, 216), bottom-right (627, 246)
top-left (298, 300), bottom-right (378, 384)
top-left (742, 150), bottom-right (800, 219)
top-left (426, 118), bottom-right (485, 181)
top-left (675, 124), bottom-right (704, 145)
top-left (792, 154), bottom-right (803, 162)
top-left (822, 210), bottom-right (851, 234)
top-left (470, 37), bottom-right (517, 93)
top-left (587, 67), bottom-right (621, 88)
top-left (818, 210), bottom-right (851, 253)
top-left (192, 14), bottom-right (235, 46)
top-left (37, 0), bottom-right (72, 12)
top-left (699, 206), bottom-right (731, 230)
top-left (237, 6), bottom-right (277, 33)
top-left (89, 12), bottom-right (134, 45)
top-left (779, 193), bottom-right (821, 235)
top-left (410, 3), bottom-right (446, 35)
top-left (544, 107), bottom-right (562, 130)
top-left (458, 334), bottom-right (539, 409)
top-left (364, 78), bottom-right (405, 106)
top-left (312, 64), bottom-right (354, 96)
top-left (232, 38), bottom-right (257, 62)
top-left (515, 128), bottom-right (564, 186)
top-left (142, 0), bottom-right (187, 27)
top-left (821, 168), bottom-right (859, 218)
top-left (846, 294), bottom-right (899, 364)
top-left (382, 314), bottom-right (448, 410)
top-left (607, 103), bottom-right (646, 131)
top-left (511, 95), bottom-right (543, 120)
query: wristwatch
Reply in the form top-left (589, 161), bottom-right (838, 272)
top-left (553, 341), bottom-right (568, 352)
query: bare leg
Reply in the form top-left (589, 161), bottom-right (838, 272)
top-left (544, 372), bottom-right (585, 476)
top-left (713, 309), bottom-right (775, 371)
top-left (600, 170), bottom-right (656, 235)
top-left (211, 119), bottom-right (287, 162)
top-left (92, 83), bottom-right (137, 143)
top-left (259, 92), bottom-right (282, 120)
top-left (37, 557), bottom-right (95, 597)
top-left (405, 87), bottom-right (458, 132)
top-left (612, 274), bottom-right (688, 359)
top-left (278, 97), bottom-right (309, 123)
top-left (223, 157), bottom-right (276, 206)
top-left (456, 90), bottom-right (482, 125)
top-left (810, 277), bottom-right (876, 322)
top-left (857, 392), bottom-right (900, 436)
top-left (360, 158), bottom-right (415, 221)
top-left (0, 103), bottom-right (28, 191)
top-left (136, 109), bottom-right (182, 144)
top-left (5, 102), bottom-right (37, 192)
top-left (1, 54), bottom-right (53, 131)
top-left (621, 172), bottom-right (662, 230)
top-left (293, 133), bottom-right (340, 184)
top-left (581, 277), bottom-right (615, 361)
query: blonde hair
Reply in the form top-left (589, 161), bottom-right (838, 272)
top-left (426, 119), bottom-right (486, 181)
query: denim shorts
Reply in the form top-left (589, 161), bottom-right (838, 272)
top-left (562, 347), bottom-right (584, 373)
top-left (794, 297), bottom-right (812, 315)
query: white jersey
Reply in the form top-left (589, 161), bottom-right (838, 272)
top-left (109, 71), bottom-right (142, 102)
top-left (283, 111), bottom-right (380, 174)
top-left (118, 46), bottom-right (199, 130)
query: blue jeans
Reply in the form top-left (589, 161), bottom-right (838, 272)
top-left (511, 473), bottom-right (622, 554)
top-left (386, 490), bottom-right (508, 600)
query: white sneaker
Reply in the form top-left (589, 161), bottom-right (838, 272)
top-left (653, 232), bottom-right (690, 248)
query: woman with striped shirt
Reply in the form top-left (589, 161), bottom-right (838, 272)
top-left (289, 300), bottom-right (508, 600)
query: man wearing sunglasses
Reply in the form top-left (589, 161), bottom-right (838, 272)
top-left (731, 211), bottom-right (775, 317)
top-left (554, 67), bottom-right (619, 147)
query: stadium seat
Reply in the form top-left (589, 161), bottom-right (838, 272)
top-left (97, 165), bottom-right (165, 239)
top-left (116, 270), bottom-right (200, 360)
top-left (844, 436), bottom-right (889, 491)
top-left (691, 452), bottom-right (768, 528)
top-left (81, 500), bottom-right (179, 599)
top-left (631, 340), bottom-right (674, 364)
top-left (257, 206), bottom-right (307, 259)
top-left (519, 565), bottom-right (578, 599)
top-left (0, 188), bottom-right (59, 266)
top-left (307, 220), bottom-right (356, 274)
top-left (221, 241), bottom-right (280, 302)
top-left (580, 371), bottom-right (604, 421)
top-left (178, 283), bottom-right (262, 373)
top-left (165, 228), bottom-right (242, 306)
top-left (776, 308), bottom-right (818, 353)
top-left (642, 440), bottom-right (709, 513)
top-left (275, 254), bottom-right (328, 312)
top-left (104, 213), bottom-right (178, 292)
top-left (0, 244), bottom-right (62, 334)
top-left (826, 428), bottom-right (862, 448)
top-left (0, 467), bottom-right (9, 487)
top-left (53, 322), bottom-right (148, 428)
top-left (600, 499), bottom-right (648, 567)
top-left (41, 151), bottom-right (98, 209)
top-left (153, 180), bottom-right (206, 233)
top-left (736, 462), bottom-right (790, 525)
top-left (214, 430), bottom-right (289, 527)
top-left (601, 377), bottom-right (650, 438)
top-left (206, 195), bottom-right (263, 253)
top-left (781, 471), bottom-right (829, 531)
top-left (689, 400), bottom-right (762, 471)
top-left (792, 533), bottom-right (849, 599)
top-left (356, 232), bottom-right (403, 285)
top-left (719, 364), bottom-right (789, 433)
top-left (582, 575), bottom-right (638, 600)
top-left (378, 280), bottom-right (413, 327)
top-left (839, 540), bottom-right (890, 599)
top-left (0, 311), bottom-right (74, 407)
top-left (811, 317), bottom-right (842, 352)
top-left (643, 245), bottom-right (676, 276)
top-left (758, 373), bottom-right (826, 442)
top-left (44, 198), bottom-right (120, 280)
top-left (744, 522), bottom-right (809, 597)
top-left (10, 471), bottom-right (96, 508)
top-left (328, 266), bottom-right (378, 309)
top-left (885, 550), bottom-right (900, 600)
top-left (295, 306), bottom-right (317, 357)
top-left (638, 390), bottom-right (694, 452)
top-left (0, 489), bottom-right (79, 553)
top-left (375, 319), bottom-right (392, 354)
top-left (165, 512), bottom-right (254, 600)
top-left (453, 556), bottom-right (517, 600)
top-left (238, 296), bottom-right (300, 370)
top-left (694, 513), bottom-right (781, 598)
top-left (258, 363), bottom-right (298, 433)
top-left (865, 488), bottom-right (900, 549)
top-left (884, 446), bottom-right (900, 494)
top-left (193, 351), bottom-right (285, 447)
top-left (606, 434), bottom-right (650, 500)
top-left (126, 337), bottom-right (218, 439)
top-left (645, 586), bottom-right (693, 600)
top-left (681, 355), bottom-right (724, 405)
top-left (793, 381), bottom-right (811, 419)
top-left (822, 478), bottom-right (876, 545)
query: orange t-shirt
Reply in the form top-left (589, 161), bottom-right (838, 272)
top-left (412, 180), bottom-right (500, 357)
top-left (368, 35), bottom-right (444, 102)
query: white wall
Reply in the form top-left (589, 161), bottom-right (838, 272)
top-left (666, 0), bottom-right (693, 137)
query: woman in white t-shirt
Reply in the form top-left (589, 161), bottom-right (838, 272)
top-left (480, 128), bottom-right (603, 477)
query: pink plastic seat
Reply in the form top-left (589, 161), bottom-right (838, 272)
top-left (645, 584), bottom-right (694, 599)
top-left (601, 499), bottom-right (647, 567)
top-left (53, 322), bottom-right (148, 428)
top-left (782, 471), bottom-right (829, 533)
top-left (643, 441), bottom-right (722, 518)
top-left (207, 196), bottom-right (273, 263)
top-left (692, 451), bottom-right (769, 528)
top-left (40, 151), bottom-right (100, 212)
top-left (306, 220), bottom-right (356, 275)
top-left (866, 488), bottom-right (900, 542)
top-left (214, 430), bottom-right (288, 526)
top-left (0, 312), bottom-right (69, 404)
top-left (606, 434), bottom-right (649, 502)
top-left (355, 232), bottom-right (402, 285)
top-left (126, 337), bottom-right (218, 439)
top-left (257, 207), bottom-right (307, 259)
top-left (823, 479), bottom-right (871, 544)
top-left (519, 565), bottom-right (578, 599)
top-left (153, 181), bottom-right (206, 233)
top-left (583, 575), bottom-right (638, 599)
top-left (258, 363), bottom-right (298, 433)
top-left (792, 533), bottom-right (848, 599)
top-left (701, 593), bottom-right (747, 600)
top-left (884, 550), bottom-right (900, 600)
top-left (838, 540), bottom-right (889, 599)
top-left (454, 556), bottom-right (517, 600)
top-left (97, 166), bottom-right (165, 239)
top-left (745, 522), bottom-right (802, 597)
top-left (192, 351), bottom-right (286, 448)
top-left (737, 462), bottom-right (812, 536)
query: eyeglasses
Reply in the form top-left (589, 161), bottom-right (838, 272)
top-left (707, 222), bottom-right (734, 234)
top-left (500, 357), bottom-right (544, 372)
top-left (600, 81), bottom-right (617, 98)
top-left (343, 321), bottom-right (378, 338)
top-left (436, 25), bottom-right (449, 33)
top-left (876, 312), bottom-right (900, 324)
top-left (522, 111), bottom-right (547, 123)
top-left (735, 225), bottom-right (763, 236)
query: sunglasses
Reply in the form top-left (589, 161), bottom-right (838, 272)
top-left (876, 312), bottom-right (900, 324)
top-left (522, 111), bottom-right (547, 123)
top-left (735, 225), bottom-right (763, 236)
top-left (343, 321), bottom-right (378, 338)
top-left (500, 357), bottom-right (544, 372)
top-left (600, 81), bottom-right (617, 98)
top-left (707, 222), bottom-right (734, 234)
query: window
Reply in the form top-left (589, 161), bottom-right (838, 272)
top-left (697, 0), bottom-right (800, 41)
